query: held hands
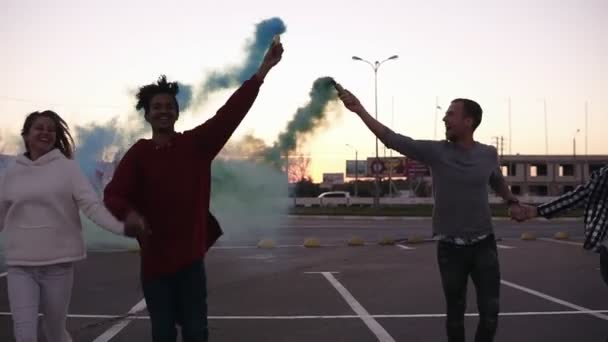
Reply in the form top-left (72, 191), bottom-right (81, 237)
top-left (256, 35), bottom-right (284, 80)
top-left (124, 211), bottom-right (150, 238)
top-left (509, 203), bottom-right (538, 222)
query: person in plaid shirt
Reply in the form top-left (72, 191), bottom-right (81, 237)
top-left (515, 165), bottom-right (608, 284)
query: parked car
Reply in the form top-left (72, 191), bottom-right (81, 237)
top-left (317, 191), bottom-right (351, 207)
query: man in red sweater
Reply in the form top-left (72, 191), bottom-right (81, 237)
top-left (103, 38), bottom-right (283, 342)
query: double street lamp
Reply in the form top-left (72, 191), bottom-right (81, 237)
top-left (352, 55), bottom-right (399, 207)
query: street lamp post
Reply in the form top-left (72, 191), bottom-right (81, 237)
top-left (346, 144), bottom-right (358, 197)
top-left (543, 99), bottom-right (549, 154)
top-left (352, 54), bottom-right (398, 207)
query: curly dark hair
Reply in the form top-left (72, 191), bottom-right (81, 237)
top-left (21, 110), bottom-right (75, 159)
top-left (135, 75), bottom-right (180, 114)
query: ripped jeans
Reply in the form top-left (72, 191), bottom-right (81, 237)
top-left (437, 235), bottom-right (500, 342)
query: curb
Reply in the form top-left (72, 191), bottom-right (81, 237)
top-left (287, 215), bottom-right (582, 222)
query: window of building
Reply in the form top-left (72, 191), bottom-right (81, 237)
top-left (558, 164), bottom-right (575, 177)
top-left (563, 185), bottom-right (575, 194)
top-left (509, 185), bottom-right (521, 195)
top-left (501, 163), bottom-right (516, 176)
top-left (530, 164), bottom-right (547, 177)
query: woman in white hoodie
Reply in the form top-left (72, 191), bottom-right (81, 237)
top-left (0, 110), bottom-right (143, 342)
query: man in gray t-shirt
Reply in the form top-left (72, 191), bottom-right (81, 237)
top-left (335, 83), bottom-right (521, 342)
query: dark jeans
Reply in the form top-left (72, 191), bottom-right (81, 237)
top-left (437, 235), bottom-right (500, 342)
top-left (600, 246), bottom-right (608, 287)
top-left (598, 246), bottom-right (608, 342)
top-left (142, 259), bottom-right (208, 342)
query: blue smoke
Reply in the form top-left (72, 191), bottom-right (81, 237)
top-left (176, 82), bottom-right (193, 112)
top-left (74, 121), bottom-right (120, 191)
top-left (0, 18), bottom-right (292, 261)
top-left (194, 17), bottom-right (287, 105)
top-left (71, 17), bottom-right (288, 191)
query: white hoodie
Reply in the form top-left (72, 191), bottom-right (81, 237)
top-left (0, 149), bottom-right (125, 266)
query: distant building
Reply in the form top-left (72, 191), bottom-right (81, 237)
top-left (499, 154), bottom-right (608, 196)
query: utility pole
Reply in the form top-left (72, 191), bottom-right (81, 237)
top-left (585, 101), bottom-right (588, 156)
top-left (508, 97), bottom-right (512, 154)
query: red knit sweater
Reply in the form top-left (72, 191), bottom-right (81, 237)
top-left (104, 76), bottom-right (262, 280)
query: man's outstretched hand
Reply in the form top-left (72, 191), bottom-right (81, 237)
top-left (335, 83), bottom-right (366, 115)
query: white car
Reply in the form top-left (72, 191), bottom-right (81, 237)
top-left (317, 191), bottom-right (351, 207)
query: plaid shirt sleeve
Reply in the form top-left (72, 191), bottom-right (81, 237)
top-left (583, 169), bottom-right (608, 250)
top-left (537, 182), bottom-right (592, 218)
top-left (536, 166), bottom-right (608, 251)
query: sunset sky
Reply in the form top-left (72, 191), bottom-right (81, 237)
top-left (2, 0), bottom-right (606, 182)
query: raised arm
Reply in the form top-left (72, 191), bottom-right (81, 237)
top-left (336, 84), bottom-right (390, 139)
top-left (187, 37), bottom-right (284, 159)
top-left (335, 84), bottom-right (440, 164)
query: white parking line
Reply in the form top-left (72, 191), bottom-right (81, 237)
top-left (497, 244), bottom-right (516, 249)
top-left (1, 310), bottom-right (607, 320)
top-left (208, 310), bottom-right (608, 319)
top-left (92, 299), bottom-right (147, 342)
top-left (314, 272), bottom-right (396, 342)
top-left (396, 244), bottom-right (415, 250)
top-left (501, 279), bottom-right (608, 321)
top-left (538, 238), bottom-right (583, 247)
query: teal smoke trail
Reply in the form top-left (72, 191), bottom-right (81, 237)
top-left (194, 17), bottom-right (287, 106)
top-left (263, 77), bottom-right (339, 165)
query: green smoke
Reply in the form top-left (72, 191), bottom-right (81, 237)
top-left (209, 158), bottom-right (289, 241)
top-left (210, 76), bottom-right (340, 240)
top-left (263, 76), bottom-right (339, 166)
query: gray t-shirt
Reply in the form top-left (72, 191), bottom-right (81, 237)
top-left (383, 130), bottom-right (505, 238)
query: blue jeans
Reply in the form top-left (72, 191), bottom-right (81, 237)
top-left (142, 259), bottom-right (208, 342)
top-left (437, 235), bottom-right (500, 342)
